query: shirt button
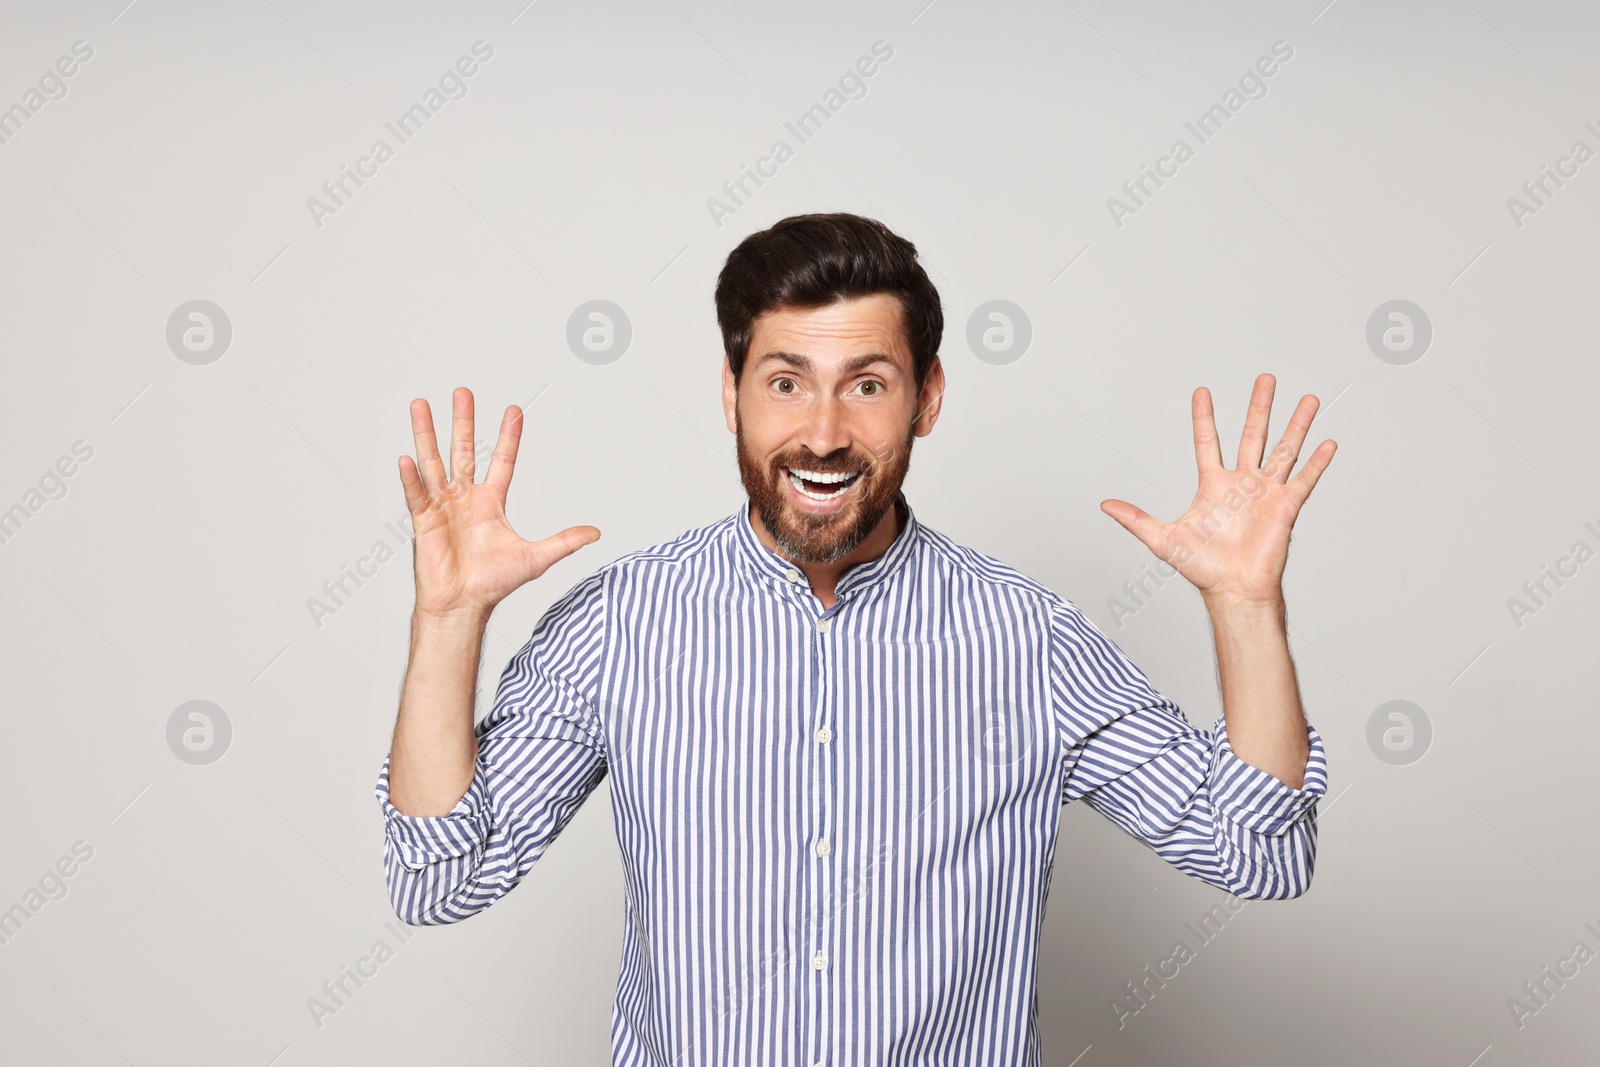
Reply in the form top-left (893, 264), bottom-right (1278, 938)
top-left (817, 617), bottom-right (831, 634)
top-left (815, 726), bottom-right (831, 743)
top-left (815, 839), bottom-right (831, 857)
top-left (785, 567), bottom-right (801, 583)
top-left (812, 952), bottom-right (827, 970)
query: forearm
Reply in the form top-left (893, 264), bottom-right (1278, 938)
top-left (387, 610), bottom-right (488, 816)
top-left (1203, 593), bottom-right (1309, 789)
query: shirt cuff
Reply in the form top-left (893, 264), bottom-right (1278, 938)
top-left (1207, 714), bottom-right (1328, 836)
top-left (374, 753), bottom-right (492, 871)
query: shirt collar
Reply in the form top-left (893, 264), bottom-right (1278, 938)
top-left (730, 491), bottom-right (921, 600)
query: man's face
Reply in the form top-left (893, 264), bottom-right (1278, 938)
top-left (722, 293), bottom-right (944, 565)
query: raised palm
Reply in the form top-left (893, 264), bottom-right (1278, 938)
top-left (398, 387), bottom-right (600, 621)
top-left (1099, 374), bottom-right (1336, 609)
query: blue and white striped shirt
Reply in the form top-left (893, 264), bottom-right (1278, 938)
top-left (374, 494), bottom-right (1327, 1066)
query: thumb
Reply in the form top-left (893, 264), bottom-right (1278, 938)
top-left (1100, 499), bottom-right (1164, 555)
top-left (523, 525), bottom-right (602, 581)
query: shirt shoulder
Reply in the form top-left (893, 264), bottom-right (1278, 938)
top-left (588, 510), bottom-right (741, 587)
top-left (492, 515), bottom-right (735, 660)
top-left (912, 521), bottom-right (1079, 620)
top-left (912, 522), bottom-right (1122, 687)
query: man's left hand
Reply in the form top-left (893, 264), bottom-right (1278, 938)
top-left (1099, 373), bottom-right (1337, 611)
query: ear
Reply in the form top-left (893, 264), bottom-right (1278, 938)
top-left (912, 356), bottom-right (945, 438)
top-left (721, 356), bottom-right (739, 434)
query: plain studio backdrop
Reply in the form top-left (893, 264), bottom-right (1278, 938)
top-left (1, 1), bottom-right (1596, 1064)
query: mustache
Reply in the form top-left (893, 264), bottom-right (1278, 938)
top-left (773, 454), bottom-right (871, 474)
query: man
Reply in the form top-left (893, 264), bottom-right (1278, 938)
top-left (375, 213), bottom-right (1335, 1065)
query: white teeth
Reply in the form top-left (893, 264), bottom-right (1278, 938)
top-left (787, 467), bottom-right (860, 500)
top-left (788, 467), bottom-right (858, 484)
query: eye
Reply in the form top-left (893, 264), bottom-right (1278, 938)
top-left (773, 377), bottom-right (796, 394)
top-left (857, 380), bottom-right (882, 396)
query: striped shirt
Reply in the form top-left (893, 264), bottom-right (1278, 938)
top-left (374, 493), bottom-right (1327, 1066)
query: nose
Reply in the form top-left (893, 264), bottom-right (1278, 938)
top-left (798, 391), bottom-right (851, 462)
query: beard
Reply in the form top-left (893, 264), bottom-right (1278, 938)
top-left (735, 410), bottom-right (915, 566)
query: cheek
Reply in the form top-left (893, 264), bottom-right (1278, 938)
top-left (867, 436), bottom-right (903, 467)
top-left (737, 410), bottom-right (790, 459)
top-left (744, 396), bottom-right (805, 440)
top-left (860, 409), bottom-right (913, 462)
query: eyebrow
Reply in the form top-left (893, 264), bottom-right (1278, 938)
top-left (753, 351), bottom-right (900, 375)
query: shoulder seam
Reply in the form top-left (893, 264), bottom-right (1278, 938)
top-left (915, 524), bottom-right (1066, 612)
top-left (594, 514), bottom-right (736, 577)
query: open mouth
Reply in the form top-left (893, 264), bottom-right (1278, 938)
top-left (784, 465), bottom-right (862, 502)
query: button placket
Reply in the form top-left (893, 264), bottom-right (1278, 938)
top-left (808, 600), bottom-right (838, 1058)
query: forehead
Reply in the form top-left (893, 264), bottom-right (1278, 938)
top-left (748, 293), bottom-right (910, 371)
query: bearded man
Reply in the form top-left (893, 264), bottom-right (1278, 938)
top-left (375, 212), bottom-right (1336, 1066)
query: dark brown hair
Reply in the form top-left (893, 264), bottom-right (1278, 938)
top-left (715, 212), bottom-right (943, 389)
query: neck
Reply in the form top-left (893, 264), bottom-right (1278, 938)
top-left (748, 497), bottom-right (904, 610)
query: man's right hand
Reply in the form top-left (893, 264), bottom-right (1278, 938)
top-left (399, 386), bottom-right (600, 624)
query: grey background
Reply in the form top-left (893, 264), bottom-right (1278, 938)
top-left (1, 0), bottom-right (1595, 1064)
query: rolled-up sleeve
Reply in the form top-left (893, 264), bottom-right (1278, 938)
top-left (1049, 597), bottom-right (1328, 900)
top-left (374, 569), bottom-right (611, 925)
top-left (376, 755), bottom-right (493, 874)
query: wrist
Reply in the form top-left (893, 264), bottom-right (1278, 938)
top-left (411, 606), bottom-right (491, 637)
top-left (1202, 589), bottom-right (1286, 627)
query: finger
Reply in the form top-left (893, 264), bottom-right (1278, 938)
top-left (1099, 499), bottom-right (1167, 557)
top-left (1265, 393), bottom-right (1319, 483)
top-left (397, 454), bottom-right (429, 515)
top-left (1288, 439), bottom-right (1337, 504)
top-left (1191, 387), bottom-right (1224, 473)
top-left (409, 398), bottom-right (449, 494)
top-left (523, 525), bottom-right (602, 581)
top-left (450, 386), bottom-right (476, 485)
top-left (484, 404), bottom-right (524, 497)
top-left (1236, 373), bottom-right (1275, 469)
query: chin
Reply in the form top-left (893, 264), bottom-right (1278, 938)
top-left (767, 475), bottom-right (888, 564)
